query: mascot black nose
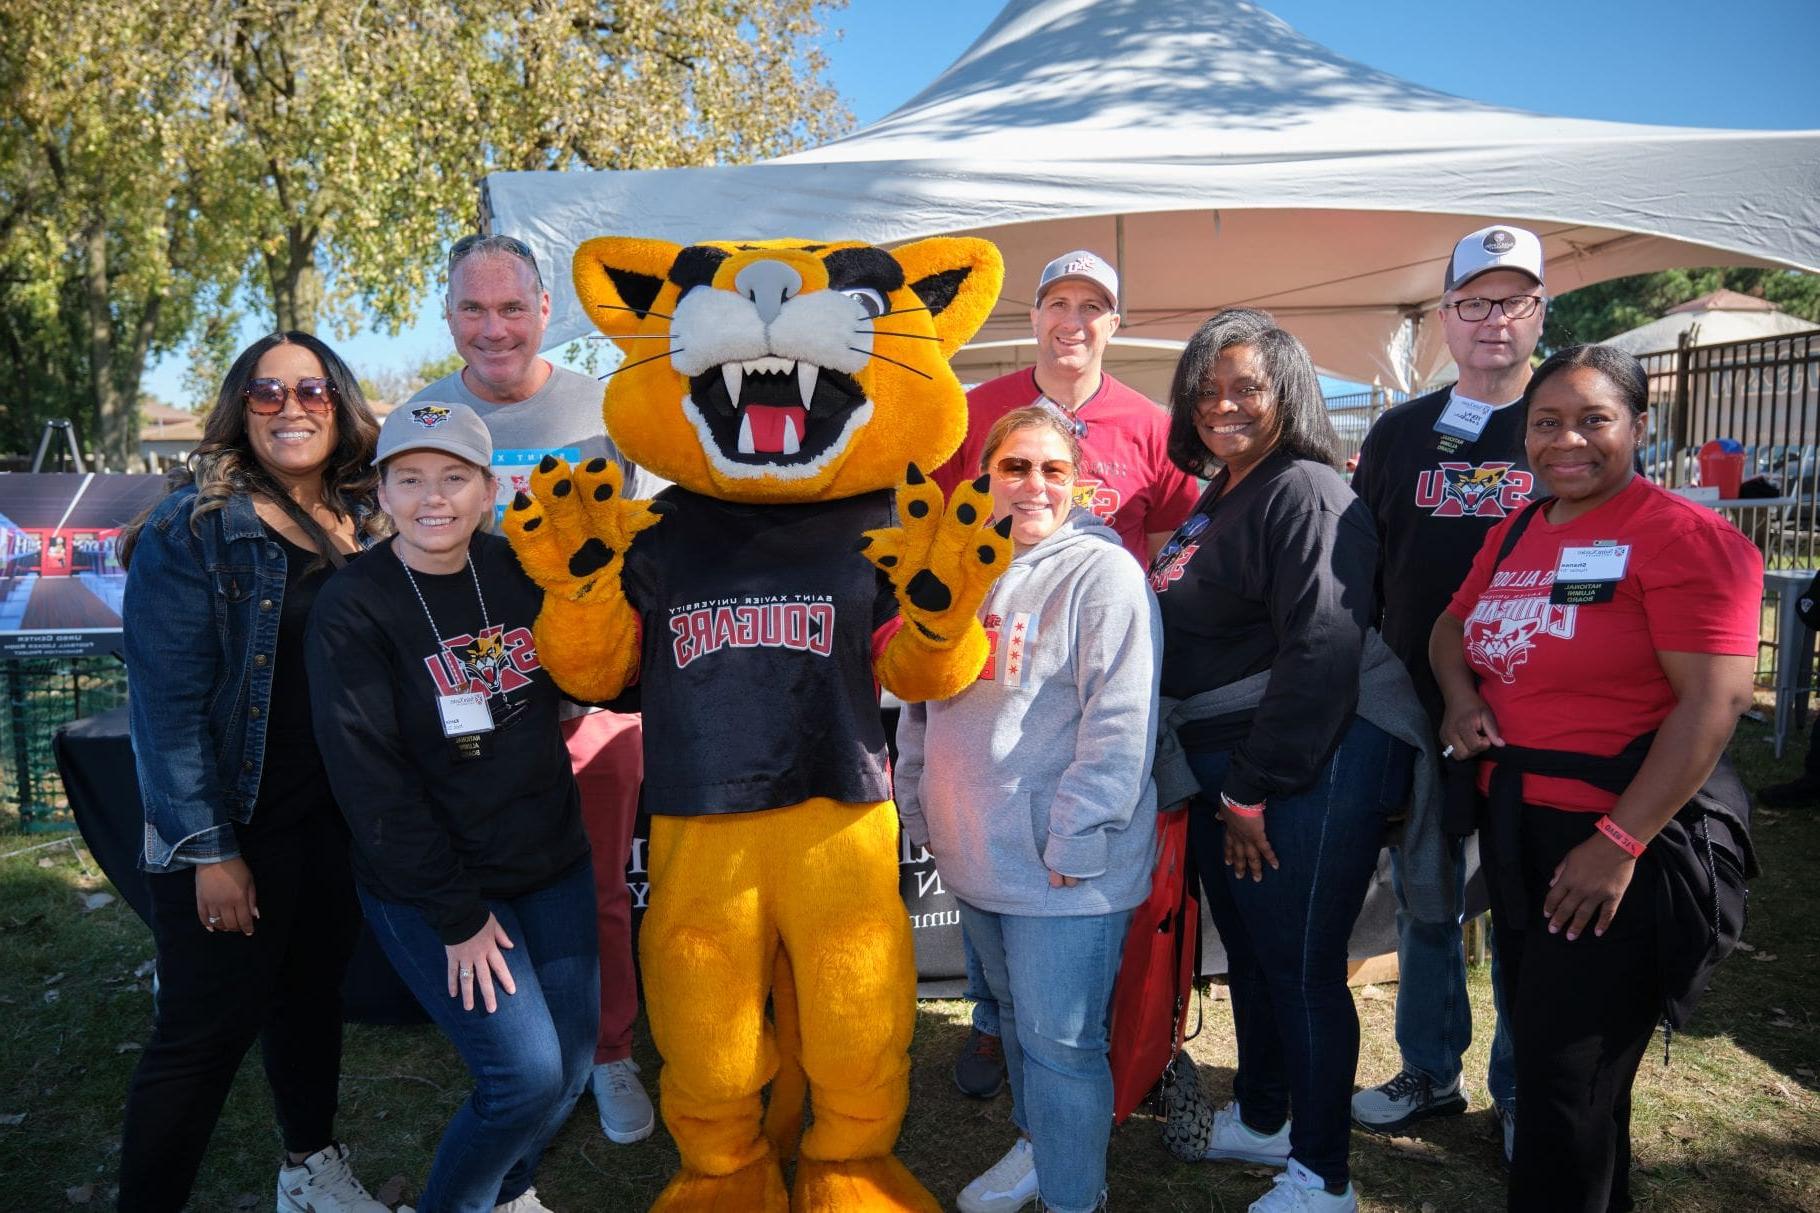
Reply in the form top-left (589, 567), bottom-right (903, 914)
top-left (734, 260), bottom-right (803, 326)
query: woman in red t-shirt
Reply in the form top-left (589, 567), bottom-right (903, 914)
top-left (1430, 344), bottom-right (1761, 1213)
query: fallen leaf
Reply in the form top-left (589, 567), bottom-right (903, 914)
top-left (1754, 953), bottom-right (1779, 963)
top-left (1735, 941), bottom-right (1757, 953)
top-left (114, 1043), bottom-right (141, 1054)
top-left (1771, 1081), bottom-right (1796, 1100)
top-left (65, 1184), bottom-right (94, 1205)
top-left (1357, 984), bottom-right (1390, 1001)
top-left (1669, 1122), bottom-right (1698, 1140)
top-left (0, 1112), bottom-right (23, 1126)
top-left (1693, 1160), bottom-right (1714, 1180)
top-left (37, 857), bottom-right (54, 868)
top-left (1771, 1018), bottom-right (1797, 1029)
top-left (376, 1175), bottom-right (407, 1205)
top-left (43, 989), bottom-right (60, 1005)
top-left (1795, 1066), bottom-right (1816, 1079)
top-left (1771, 1006), bottom-right (1788, 1015)
top-left (1385, 1135), bottom-right (1449, 1164)
top-left (81, 892), bottom-right (114, 912)
top-left (132, 960), bottom-right (155, 979)
top-left (43, 972), bottom-right (65, 986)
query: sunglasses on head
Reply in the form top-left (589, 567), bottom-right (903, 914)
top-left (993, 456), bottom-right (1075, 485)
top-left (244, 377), bottom-right (337, 415)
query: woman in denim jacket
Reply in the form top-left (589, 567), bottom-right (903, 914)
top-left (115, 332), bottom-right (391, 1213)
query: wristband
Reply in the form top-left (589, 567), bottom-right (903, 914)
top-left (1594, 815), bottom-right (1645, 858)
top-left (1219, 792), bottom-right (1266, 819)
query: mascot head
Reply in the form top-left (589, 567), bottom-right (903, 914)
top-left (573, 237), bottom-right (1002, 503)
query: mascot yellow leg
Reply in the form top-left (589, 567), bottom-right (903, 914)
top-left (642, 800), bottom-right (937, 1213)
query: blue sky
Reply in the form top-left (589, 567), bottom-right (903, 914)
top-left (142, 0), bottom-right (1820, 405)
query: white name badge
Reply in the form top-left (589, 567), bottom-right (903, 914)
top-left (1554, 544), bottom-right (1630, 583)
top-left (437, 691), bottom-right (495, 738)
top-left (1433, 395), bottom-right (1496, 441)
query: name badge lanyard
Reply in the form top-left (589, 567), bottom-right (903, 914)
top-left (397, 549), bottom-right (514, 757)
top-left (1432, 394), bottom-right (1496, 455)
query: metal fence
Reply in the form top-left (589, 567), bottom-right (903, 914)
top-left (1326, 386), bottom-right (1410, 468)
top-left (1, 656), bottom-right (127, 831)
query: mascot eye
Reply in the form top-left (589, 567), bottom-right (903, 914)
top-left (842, 287), bottom-right (888, 319)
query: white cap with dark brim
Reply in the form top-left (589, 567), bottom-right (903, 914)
top-left (373, 401), bottom-right (493, 468)
top-left (1446, 225), bottom-right (1545, 293)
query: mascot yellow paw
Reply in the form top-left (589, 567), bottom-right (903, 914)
top-left (860, 464), bottom-right (1012, 649)
top-left (504, 454), bottom-right (664, 602)
top-left (791, 1156), bottom-right (942, 1213)
top-left (651, 1156), bottom-right (789, 1213)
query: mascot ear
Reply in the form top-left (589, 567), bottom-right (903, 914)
top-left (573, 237), bottom-right (684, 354)
top-left (893, 237), bottom-right (1005, 358)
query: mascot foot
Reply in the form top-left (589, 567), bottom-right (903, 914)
top-left (651, 1157), bottom-right (789, 1213)
top-left (791, 1156), bottom-right (941, 1213)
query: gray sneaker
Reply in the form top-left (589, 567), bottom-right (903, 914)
top-left (953, 1027), bottom-right (1007, 1099)
top-left (1350, 1070), bottom-right (1467, 1133)
top-left (1494, 1103), bottom-right (1516, 1168)
top-left (592, 1058), bottom-right (656, 1144)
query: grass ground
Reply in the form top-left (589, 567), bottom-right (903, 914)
top-left (2, 717), bottom-right (1816, 1212)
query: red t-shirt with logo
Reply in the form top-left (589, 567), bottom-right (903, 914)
top-left (1445, 476), bottom-right (1762, 812)
top-left (932, 369), bottom-right (1200, 564)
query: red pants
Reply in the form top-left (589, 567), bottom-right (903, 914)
top-left (562, 709), bottom-right (643, 1062)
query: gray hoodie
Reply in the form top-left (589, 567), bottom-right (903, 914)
top-left (895, 510), bottom-right (1162, 917)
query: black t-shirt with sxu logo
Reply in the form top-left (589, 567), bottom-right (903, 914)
top-left (306, 531), bottom-right (586, 945)
top-left (622, 486), bottom-right (902, 817)
top-left (1350, 385), bottom-right (1536, 724)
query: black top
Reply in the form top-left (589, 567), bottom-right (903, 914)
top-left (621, 486), bottom-right (901, 816)
top-left (305, 531), bottom-right (586, 944)
top-left (1349, 386), bottom-right (1536, 723)
top-left (1149, 451), bottom-right (1378, 804)
top-left (248, 526), bottom-right (338, 836)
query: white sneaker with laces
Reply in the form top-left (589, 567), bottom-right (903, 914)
top-left (494, 1187), bottom-right (557, 1212)
top-left (958, 1137), bottom-right (1039, 1213)
top-left (1201, 1101), bottom-right (1291, 1167)
top-left (1349, 1068), bottom-right (1467, 1132)
top-left (275, 1142), bottom-right (389, 1213)
top-left (1248, 1159), bottom-right (1357, 1212)
top-left (592, 1057), bottom-right (656, 1144)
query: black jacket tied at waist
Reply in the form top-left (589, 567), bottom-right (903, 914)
top-left (1451, 735), bottom-right (1756, 1033)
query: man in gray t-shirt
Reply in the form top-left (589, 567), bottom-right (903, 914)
top-left (409, 234), bottom-right (656, 1145)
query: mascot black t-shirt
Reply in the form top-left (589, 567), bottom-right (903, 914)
top-left (624, 487), bottom-right (901, 816)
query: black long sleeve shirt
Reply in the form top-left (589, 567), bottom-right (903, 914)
top-left (1150, 451), bottom-right (1378, 805)
top-left (306, 532), bottom-right (587, 944)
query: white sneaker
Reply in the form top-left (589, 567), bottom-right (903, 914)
top-left (592, 1058), bottom-right (656, 1144)
top-left (495, 1188), bottom-right (557, 1213)
top-left (1201, 1101), bottom-right (1291, 1167)
top-left (1248, 1159), bottom-right (1357, 1212)
top-left (275, 1142), bottom-right (389, 1213)
top-left (957, 1137), bottom-right (1039, 1213)
top-left (1349, 1069), bottom-right (1467, 1133)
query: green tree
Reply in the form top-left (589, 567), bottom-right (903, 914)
top-left (1545, 268), bottom-right (1820, 353)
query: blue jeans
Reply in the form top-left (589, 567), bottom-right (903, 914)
top-left (360, 861), bottom-right (599, 1213)
top-left (961, 927), bottom-right (1002, 1036)
top-left (1187, 716), bottom-right (1413, 1190)
top-left (1388, 839), bottom-right (1516, 1111)
top-left (958, 901), bottom-right (1130, 1213)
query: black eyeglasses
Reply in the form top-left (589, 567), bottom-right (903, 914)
top-left (1444, 295), bottom-right (1544, 322)
top-left (448, 234), bottom-right (544, 292)
top-left (244, 377), bottom-right (337, 415)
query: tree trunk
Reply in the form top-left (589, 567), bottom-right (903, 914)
top-left (82, 219), bottom-right (123, 469)
top-left (264, 224), bottom-right (322, 333)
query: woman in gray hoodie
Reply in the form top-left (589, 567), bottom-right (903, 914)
top-left (896, 406), bottom-right (1163, 1213)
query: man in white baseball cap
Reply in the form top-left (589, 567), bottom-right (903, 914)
top-left (1348, 224), bottom-right (1549, 1161)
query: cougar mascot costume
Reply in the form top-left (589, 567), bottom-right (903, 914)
top-left (505, 236), bottom-right (1007, 1213)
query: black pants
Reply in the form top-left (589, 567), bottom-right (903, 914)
top-left (117, 808), bottom-right (362, 1213)
top-left (1487, 805), bottom-right (1662, 1213)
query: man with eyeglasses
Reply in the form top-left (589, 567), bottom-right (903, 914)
top-left (1347, 225), bottom-right (1547, 1162)
top-left (930, 250), bottom-right (1198, 1102)
top-left (411, 233), bottom-right (657, 1146)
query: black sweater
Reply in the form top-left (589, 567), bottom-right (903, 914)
top-left (306, 532), bottom-right (587, 944)
top-left (1350, 386), bottom-right (1536, 722)
top-left (1151, 451), bottom-right (1378, 805)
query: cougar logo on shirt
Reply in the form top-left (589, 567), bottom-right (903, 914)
top-left (1415, 462), bottom-right (1534, 518)
top-left (424, 625), bottom-right (540, 697)
top-left (1463, 594), bottom-right (1577, 684)
top-left (670, 595), bottom-right (836, 669)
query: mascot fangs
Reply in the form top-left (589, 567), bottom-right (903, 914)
top-left (505, 236), bottom-right (1008, 1213)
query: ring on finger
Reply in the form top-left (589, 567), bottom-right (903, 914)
top-left (459, 966), bottom-right (473, 978)
top-left (207, 915), bottom-right (221, 925)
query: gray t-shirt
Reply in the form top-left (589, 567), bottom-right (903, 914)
top-left (410, 363), bottom-right (659, 513)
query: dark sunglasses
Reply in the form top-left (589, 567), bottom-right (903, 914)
top-left (244, 377), bottom-right (337, 415)
top-left (993, 456), bottom-right (1075, 485)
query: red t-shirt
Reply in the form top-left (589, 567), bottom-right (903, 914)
top-left (1445, 476), bottom-right (1762, 812)
top-left (932, 369), bottom-right (1200, 564)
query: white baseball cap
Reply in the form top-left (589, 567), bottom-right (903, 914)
top-left (1035, 249), bottom-right (1120, 310)
top-left (1445, 225), bottom-right (1545, 292)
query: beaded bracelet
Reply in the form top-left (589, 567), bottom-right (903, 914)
top-left (1219, 792), bottom-right (1266, 819)
top-left (1595, 814), bottom-right (1645, 858)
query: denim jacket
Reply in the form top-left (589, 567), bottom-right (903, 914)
top-left (126, 487), bottom-right (287, 872)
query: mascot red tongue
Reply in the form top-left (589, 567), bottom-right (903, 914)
top-left (505, 236), bottom-right (1007, 1213)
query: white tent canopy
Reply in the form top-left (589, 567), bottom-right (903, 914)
top-left (483, 0), bottom-right (1820, 391)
